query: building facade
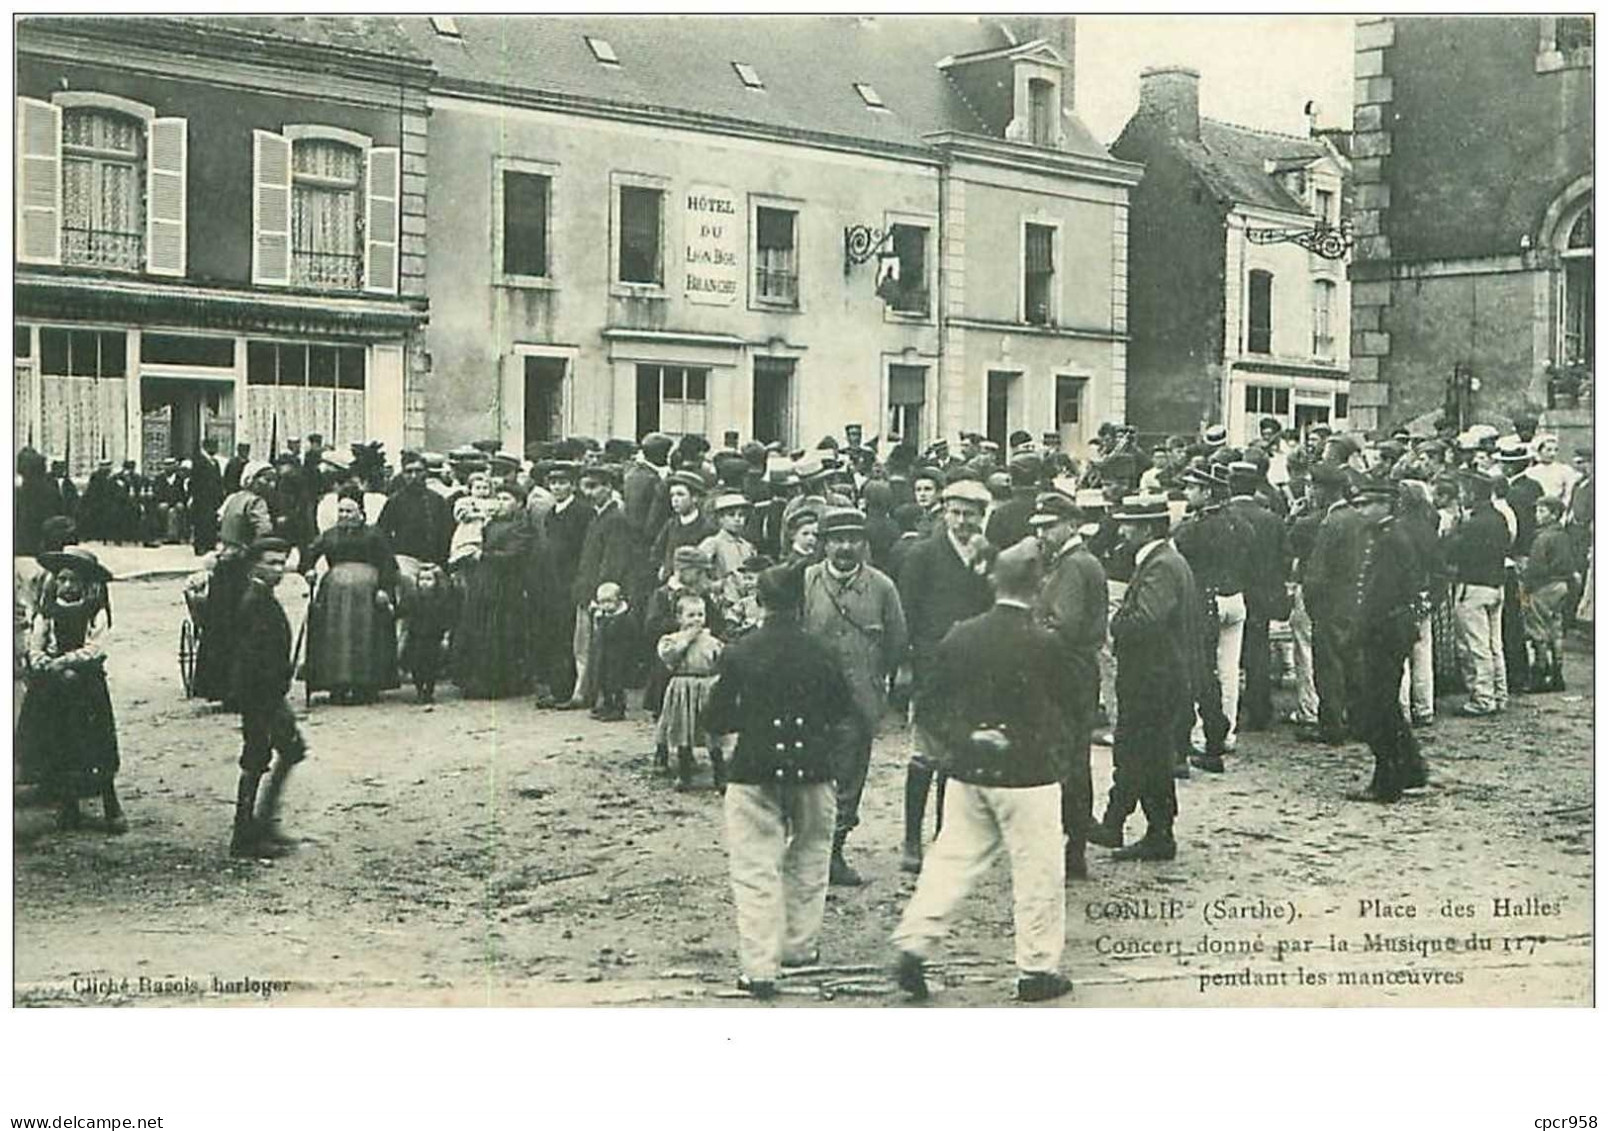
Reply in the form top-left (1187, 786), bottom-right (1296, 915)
top-left (1348, 16), bottom-right (1593, 444)
top-left (13, 17), bottom-right (430, 475)
top-left (1113, 66), bottom-right (1352, 445)
top-left (407, 16), bottom-right (1138, 456)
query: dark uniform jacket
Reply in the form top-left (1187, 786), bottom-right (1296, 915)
top-left (1111, 540), bottom-right (1204, 703)
top-left (704, 614), bottom-right (853, 785)
top-left (1035, 540), bottom-right (1108, 671)
top-left (1442, 503), bottom-right (1511, 589)
top-left (377, 485), bottom-right (454, 564)
top-left (1227, 495), bottom-right (1290, 619)
top-left (536, 496), bottom-right (593, 599)
top-left (897, 529), bottom-right (992, 677)
top-left (917, 603), bottom-right (1071, 788)
top-left (230, 579), bottom-right (294, 712)
top-left (1352, 507), bottom-right (1429, 655)
top-left (1173, 504), bottom-right (1251, 597)
top-left (984, 488), bottom-right (1038, 550)
top-left (1503, 473), bottom-right (1543, 557)
top-left (1304, 501), bottom-right (1369, 631)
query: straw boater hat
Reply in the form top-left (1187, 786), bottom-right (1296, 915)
top-left (712, 492), bottom-right (750, 513)
top-left (1111, 495), bottom-right (1171, 523)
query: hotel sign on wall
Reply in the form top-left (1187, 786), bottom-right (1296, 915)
top-left (684, 184), bottom-right (742, 305)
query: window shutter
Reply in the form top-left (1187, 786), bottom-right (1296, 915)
top-left (15, 97), bottom-right (62, 265)
top-left (364, 146), bottom-right (400, 295)
top-left (146, 117), bottom-right (187, 277)
top-left (252, 130), bottom-right (292, 286)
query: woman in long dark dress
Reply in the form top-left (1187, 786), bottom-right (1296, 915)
top-left (16, 548), bottom-right (126, 832)
top-left (450, 483), bottom-right (537, 699)
top-left (302, 490), bottom-right (401, 704)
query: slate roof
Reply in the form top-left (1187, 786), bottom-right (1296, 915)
top-left (403, 15), bottom-right (1114, 161)
top-left (1176, 119), bottom-right (1333, 214)
top-left (23, 15), bottom-right (430, 66)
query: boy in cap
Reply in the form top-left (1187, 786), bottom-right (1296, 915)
top-left (699, 493), bottom-right (757, 602)
top-left (229, 538), bottom-right (309, 858)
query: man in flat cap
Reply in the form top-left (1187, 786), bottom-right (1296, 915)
top-left (1088, 496), bottom-right (1204, 862)
top-left (1029, 490), bottom-right (1107, 881)
top-left (229, 537), bottom-right (309, 858)
top-left (891, 538), bottom-right (1074, 1004)
top-left (896, 477), bottom-right (995, 873)
top-left (802, 507), bottom-right (908, 886)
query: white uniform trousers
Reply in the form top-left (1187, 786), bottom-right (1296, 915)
top-left (1454, 584), bottom-right (1505, 710)
top-left (891, 780), bottom-right (1065, 975)
top-left (723, 782), bottom-right (836, 982)
top-left (1397, 611), bottom-right (1434, 721)
top-left (1192, 591), bottom-right (1247, 750)
top-left (1289, 585), bottom-right (1319, 725)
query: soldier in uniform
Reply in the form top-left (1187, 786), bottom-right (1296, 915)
top-left (891, 539), bottom-right (1075, 1003)
top-left (1340, 472), bottom-right (1431, 801)
top-left (1304, 466), bottom-right (1370, 742)
top-left (895, 477), bottom-right (994, 873)
top-left (801, 508), bottom-right (908, 886)
top-left (1172, 463), bottom-right (1251, 773)
top-left (705, 564), bottom-right (855, 999)
top-left (1088, 497), bottom-right (1203, 862)
top-left (1226, 461), bottom-right (1291, 733)
top-left (228, 538), bottom-right (309, 859)
top-left (1028, 490), bottom-right (1107, 881)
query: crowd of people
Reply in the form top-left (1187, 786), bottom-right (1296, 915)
top-left (11, 410), bottom-right (1593, 1002)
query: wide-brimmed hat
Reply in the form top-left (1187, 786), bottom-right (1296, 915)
top-left (818, 507), bottom-right (868, 538)
top-left (1111, 495), bottom-right (1171, 523)
top-left (38, 547), bottom-right (112, 584)
top-left (1494, 436), bottom-right (1533, 463)
top-left (1202, 424), bottom-right (1229, 448)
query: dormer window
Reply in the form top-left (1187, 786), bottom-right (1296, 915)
top-left (853, 82), bottom-right (885, 109)
top-left (733, 62), bottom-right (763, 89)
top-left (1314, 187), bottom-right (1337, 226)
top-left (1028, 78), bottom-right (1057, 146)
top-left (586, 36), bottom-right (619, 65)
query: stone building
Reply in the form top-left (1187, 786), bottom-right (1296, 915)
top-left (404, 15), bottom-right (1140, 455)
top-left (1112, 66), bottom-right (1352, 445)
top-left (1348, 16), bottom-right (1593, 445)
top-left (13, 17), bottom-right (430, 474)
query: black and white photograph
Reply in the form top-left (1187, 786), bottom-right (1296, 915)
top-left (6, 9), bottom-right (1599, 1106)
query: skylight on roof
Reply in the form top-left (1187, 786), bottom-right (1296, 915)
top-left (733, 61), bottom-right (764, 89)
top-left (429, 16), bottom-right (461, 37)
top-left (853, 82), bottom-right (885, 109)
top-left (586, 36), bottom-right (619, 65)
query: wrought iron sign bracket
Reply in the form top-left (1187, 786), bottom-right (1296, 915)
top-left (1245, 219), bottom-right (1354, 260)
top-left (843, 224), bottom-right (896, 276)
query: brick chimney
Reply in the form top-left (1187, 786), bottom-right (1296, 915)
top-left (1138, 65), bottom-right (1200, 142)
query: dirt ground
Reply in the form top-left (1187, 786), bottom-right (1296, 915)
top-left (12, 576), bottom-right (1595, 1007)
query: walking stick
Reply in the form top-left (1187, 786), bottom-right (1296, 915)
top-left (294, 574), bottom-right (313, 708)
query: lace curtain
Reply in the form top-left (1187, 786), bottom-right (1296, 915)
top-left (40, 376), bottom-right (126, 477)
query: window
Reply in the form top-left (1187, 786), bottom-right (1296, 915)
top-left (15, 326), bottom-right (32, 358)
top-left (502, 170), bottom-right (551, 278)
top-left (1315, 188), bottom-right (1336, 226)
top-left (140, 333), bottom-right (234, 368)
top-left (1537, 16), bottom-right (1592, 71)
top-left (1024, 222), bottom-right (1056, 325)
top-left (1333, 392), bottom-right (1349, 420)
top-left (754, 205), bottom-right (798, 306)
top-left (291, 139), bottom-right (363, 291)
top-left (733, 62), bottom-right (763, 89)
top-left (853, 82), bottom-right (885, 109)
top-left (886, 223), bottom-right (929, 316)
top-left (1556, 16), bottom-right (1592, 54)
top-left (617, 185), bottom-right (664, 285)
top-left (635, 364), bottom-right (709, 438)
top-left (1312, 279), bottom-right (1336, 359)
top-left (1247, 269), bottom-right (1273, 354)
top-left (1028, 78), bottom-right (1056, 147)
top-left (1243, 385), bottom-right (1290, 416)
top-left (1561, 205), bottom-right (1593, 367)
top-left (887, 364), bottom-right (927, 448)
top-left (752, 357), bottom-right (795, 446)
top-left (61, 108), bottom-right (144, 271)
top-left (586, 36), bottom-right (619, 65)
top-left (245, 341), bottom-right (368, 451)
top-left (37, 327), bottom-right (129, 475)
top-left (986, 370), bottom-right (1020, 449)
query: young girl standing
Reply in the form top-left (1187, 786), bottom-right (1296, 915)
top-left (17, 548), bottom-right (126, 833)
top-left (655, 592), bottom-right (725, 791)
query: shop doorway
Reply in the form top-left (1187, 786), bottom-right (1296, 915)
top-left (141, 377), bottom-right (233, 464)
top-left (752, 357), bottom-right (795, 447)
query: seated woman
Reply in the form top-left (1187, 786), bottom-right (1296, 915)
top-left (450, 482), bottom-right (536, 699)
top-left (302, 489), bottom-right (401, 705)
